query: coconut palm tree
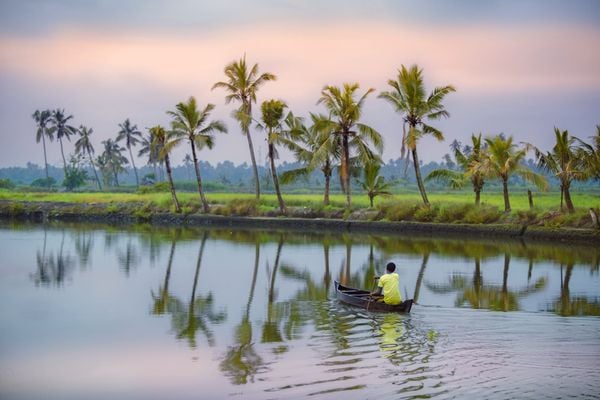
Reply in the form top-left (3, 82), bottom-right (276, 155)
top-left (183, 154), bottom-right (193, 180)
top-left (528, 128), bottom-right (587, 212)
top-left (477, 134), bottom-right (548, 212)
top-left (281, 113), bottom-right (340, 205)
top-left (316, 83), bottom-right (383, 207)
top-left (149, 125), bottom-right (181, 212)
top-left (257, 99), bottom-right (297, 214)
top-left (138, 132), bottom-right (162, 182)
top-left (358, 160), bottom-right (394, 207)
top-left (48, 108), bottom-right (77, 173)
top-left (576, 125), bottom-right (600, 180)
top-left (117, 119), bottom-right (142, 187)
top-left (426, 133), bottom-right (487, 205)
top-left (379, 65), bottom-right (456, 206)
top-left (100, 139), bottom-right (128, 187)
top-left (167, 97), bottom-right (227, 213)
top-left (74, 125), bottom-right (102, 190)
top-left (32, 109), bottom-right (53, 181)
top-left (212, 55), bottom-right (276, 200)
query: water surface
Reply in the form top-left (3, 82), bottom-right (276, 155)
top-left (0, 222), bottom-right (598, 399)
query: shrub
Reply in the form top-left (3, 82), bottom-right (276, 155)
top-left (138, 182), bottom-right (170, 194)
top-left (435, 203), bottom-right (475, 223)
top-left (463, 205), bottom-right (502, 224)
top-left (379, 201), bottom-right (419, 221)
top-left (414, 205), bottom-right (439, 222)
top-left (30, 177), bottom-right (56, 188)
top-left (213, 199), bottom-right (258, 216)
top-left (0, 179), bottom-right (15, 189)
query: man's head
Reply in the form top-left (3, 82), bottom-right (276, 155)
top-left (386, 262), bottom-right (396, 273)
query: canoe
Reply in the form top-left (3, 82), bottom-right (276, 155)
top-left (334, 281), bottom-right (414, 313)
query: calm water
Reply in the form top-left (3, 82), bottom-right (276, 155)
top-left (0, 222), bottom-right (599, 399)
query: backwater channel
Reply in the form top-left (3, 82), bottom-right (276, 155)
top-left (0, 221), bottom-right (599, 399)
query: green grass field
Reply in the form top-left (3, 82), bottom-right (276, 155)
top-left (1, 188), bottom-right (598, 212)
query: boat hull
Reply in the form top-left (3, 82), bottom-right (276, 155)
top-left (334, 281), bottom-right (413, 313)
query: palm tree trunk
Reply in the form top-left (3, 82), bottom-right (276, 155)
top-left (269, 236), bottom-right (284, 303)
top-left (403, 149), bottom-right (411, 179)
top-left (164, 155), bottom-right (181, 213)
top-left (369, 194), bottom-right (374, 208)
top-left (128, 146), bottom-right (139, 187)
top-left (412, 147), bottom-right (430, 206)
top-left (323, 161), bottom-right (331, 206)
top-left (190, 232), bottom-right (208, 304)
top-left (113, 167), bottom-right (119, 187)
top-left (323, 243), bottom-right (331, 294)
top-left (413, 253), bottom-right (429, 303)
top-left (88, 149), bottom-right (102, 190)
top-left (563, 183), bottom-right (575, 213)
top-left (474, 257), bottom-right (482, 308)
top-left (269, 143), bottom-right (286, 215)
top-left (59, 137), bottom-right (67, 173)
top-left (560, 186), bottom-right (564, 211)
top-left (502, 176), bottom-right (511, 212)
top-left (42, 133), bottom-right (49, 181)
top-left (342, 134), bottom-right (351, 207)
top-left (190, 140), bottom-right (210, 213)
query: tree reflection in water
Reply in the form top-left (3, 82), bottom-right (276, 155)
top-left (150, 231), bottom-right (179, 315)
top-left (551, 262), bottom-right (600, 316)
top-left (220, 240), bottom-right (265, 384)
top-left (31, 227), bottom-right (75, 287)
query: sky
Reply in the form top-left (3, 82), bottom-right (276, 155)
top-left (1, 0), bottom-right (599, 169)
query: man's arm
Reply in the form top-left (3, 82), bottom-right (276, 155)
top-left (370, 286), bottom-right (382, 296)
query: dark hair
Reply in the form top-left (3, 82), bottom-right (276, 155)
top-left (386, 262), bottom-right (396, 272)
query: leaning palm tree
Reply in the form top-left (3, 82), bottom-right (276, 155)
top-left (528, 128), bottom-right (588, 212)
top-left (379, 65), bottom-right (456, 206)
top-left (167, 97), bottom-right (227, 213)
top-left (32, 109), bottom-right (53, 181)
top-left (257, 99), bottom-right (295, 214)
top-left (117, 119), bottom-right (142, 187)
top-left (280, 113), bottom-right (340, 205)
top-left (149, 125), bottom-right (181, 212)
top-left (74, 125), bottom-right (102, 190)
top-left (476, 135), bottom-right (548, 212)
top-left (212, 55), bottom-right (276, 200)
top-left (316, 83), bottom-right (383, 207)
top-left (358, 160), bottom-right (394, 207)
top-left (48, 108), bottom-right (77, 173)
top-left (426, 133), bottom-right (488, 205)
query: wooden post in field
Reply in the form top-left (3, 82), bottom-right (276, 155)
top-left (527, 190), bottom-right (534, 209)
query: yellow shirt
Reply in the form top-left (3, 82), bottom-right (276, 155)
top-left (378, 272), bottom-right (401, 305)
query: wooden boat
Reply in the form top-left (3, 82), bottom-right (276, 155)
top-left (334, 281), bottom-right (413, 313)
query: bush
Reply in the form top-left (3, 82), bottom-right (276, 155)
top-left (435, 203), bottom-right (475, 223)
top-left (138, 182), bottom-right (170, 194)
top-left (379, 201), bottom-right (419, 221)
top-left (30, 177), bottom-right (56, 188)
top-left (214, 199), bottom-right (258, 216)
top-left (463, 205), bottom-right (502, 224)
top-left (0, 179), bottom-right (15, 189)
top-left (414, 205), bottom-right (439, 222)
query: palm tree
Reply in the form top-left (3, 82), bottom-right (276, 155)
top-left (477, 134), bottom-right (548, 212)
top-left (576, 125), bottom-right (600, 180)
top-left (183, 154), bottom-right (193, 180)
top-left (117, 119), bottom-right (142, 187)
top-left (426, 133), bottom-right (487, 205)
top-left (167, 97), bottom-right (227, 213)
top-left (48, 108), bottom-right (77, 173)
top-left (212, 55), bottom-right (277, 200)
top-left (379, 65), bottom-right (456, 206)
top-left (316, 83), bottom-right (383, 207)
top-left (138, 132), bottom-right (162, 182)
top-left (32, 109), bottom-right (53, 181)
top-left (528, 128), bottom-right (587, 212)
top-left (257, 99), bottom-right (295, 214)
top-left (281, 113), bottom-right (340, 205)
top-left (149, 125), bottom-right (181, 212)
top-left (358, 160), bottom-right (394, 207)
top-left (100, 139), bottom-right (128, 187)
top-left (74, 125), bottom-right (102, 190)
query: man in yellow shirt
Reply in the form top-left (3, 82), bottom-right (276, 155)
top-left (371, 262), bottom-right (402, 305)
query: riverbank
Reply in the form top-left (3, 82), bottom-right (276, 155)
top-left (1, 200), bottom-right (598, 244)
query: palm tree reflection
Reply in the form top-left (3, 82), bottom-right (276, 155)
top-left (32, 228), bottom-right (75, 287)
top-left (151, 233), bottom-right (178, 315)
top-left (551, 262), bottom-right (600, 316)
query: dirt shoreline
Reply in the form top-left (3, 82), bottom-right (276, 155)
top-left (1, 200), bottom-right (598, 244)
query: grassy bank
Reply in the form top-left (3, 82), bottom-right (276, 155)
top-left (0, 189), bottom-right (599, 229)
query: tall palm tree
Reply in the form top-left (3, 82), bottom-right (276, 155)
top-left (74, 125), bottom-right (102, 190)
top-left (167, 97), bottom-right (227, 213)
top-left (528, 128), bottom-right (587, 212)
top-left (477, 134), bottom-right (547, 212)
top-left (149, 125), bottom-right (181, 212)
top-left (426, 133), bottom-right (487, 205)
top-left (379, 65), bottom-right (456, 206)
top-left (257, 99), bottom-right (295, 214)
top-left (100, 139), bottom-right (128, 187)
top-left (316, 83), bottom-right (383, 207)
top-left (117, 119), bottom-right (142, 187)
top-left (212, 55), bottom-right (276, 200)
top-left (48, 108), bottom-right (77, 173)
top-left (32, 109), bottom-right (53, 181)
top-left (576, 125), bottom-right (600, 180)
top-left (281, 113), bottom-right (340, 205)
top-left (358, 160), bottom-right (394, 207)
